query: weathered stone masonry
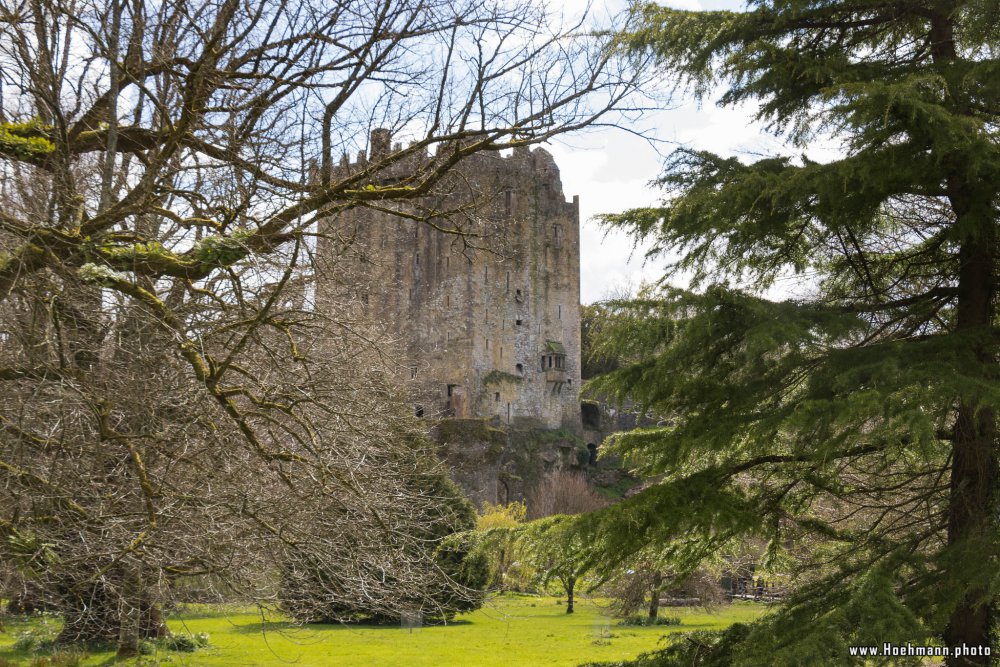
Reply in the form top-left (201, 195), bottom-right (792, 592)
top-left (317, 132), bottom-right (586, 503)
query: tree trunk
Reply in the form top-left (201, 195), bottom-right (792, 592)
top-left (57, 582), bottom-right (168, 650)
top-left (943, 239), bottom-right (996, 667)
top-left (648, 572), bottom-right (663, 620)
top-left (565, 577), bottom-right (575, 614)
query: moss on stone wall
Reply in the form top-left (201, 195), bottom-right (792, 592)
top-left (502, 427), bottom-right (587, 494)
top-left (435, 418), bottom-right (505, 443)
top-left (431, 419), bottom-right (630, 507)
top-left (482, 370), bottom-right (523, 385)
top-left (518, 427), bottom-right (583, 446)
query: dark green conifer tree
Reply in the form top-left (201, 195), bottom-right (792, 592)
top-left (585, 1), bottom-right (1000, 664)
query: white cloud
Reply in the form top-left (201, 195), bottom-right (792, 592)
top-left (542, 0), bottom-right (845, 303)
top-left (551, 93), bottom-right (781, 303)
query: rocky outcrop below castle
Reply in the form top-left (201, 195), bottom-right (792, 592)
top-left (432, 413), bottom-right (635, 508)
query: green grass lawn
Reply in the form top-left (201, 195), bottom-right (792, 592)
top-left (0, 595), bottom-right (766, 666)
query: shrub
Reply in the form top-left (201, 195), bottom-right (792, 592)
top-left (164, 635), bottom-right (198, 652)
top-left (433, 531), bottom-right (491, 617)
top-left (12, 633), bottom-right (39, 652)
top-left (618, 615), bottom-right (681, 627)
top-left (12, 630), bottom-right (55, 652)
top-left (476, 501), bottom-right (526, 530)
top-left (526, 470), bottom-right (606, 519)
top-left (279, 466), bottom-right (487, 624)
top-left (474, 502), bottom-right (538, 592)
top-left (27, 653), bottom-right (84, 667)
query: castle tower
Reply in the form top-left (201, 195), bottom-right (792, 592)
top-left (317, 132), bottom-right (581, 434)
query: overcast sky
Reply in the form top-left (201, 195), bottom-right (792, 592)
top-left (547, 0), bottom-right (784, 303)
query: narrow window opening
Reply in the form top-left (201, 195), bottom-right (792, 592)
top-left (447, 384), bottom-right (457, 397)
top-left (500, 346), bottom-right (504, 360)
top-left (558, 305), bottom-right (561, 319)
top-left (415, 254), bottom-right (420, 266)
top-left (504, 189), bottom-right (513, 217)
top-left (485, 265), bottom-right (489, 280)
top-left (486, 339), bottom-right (490, 350)
top-left (587, 443), bottom-right (598, 466)
top-left (506, 272), bottom-right (510, 290)
top-left (495, 392), bottom-right (501, 402)
top-left (515, 319), bottom-right (523, 326)
top-left (516, 363), bottom-right (524, 375)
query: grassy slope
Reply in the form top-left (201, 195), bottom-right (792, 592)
top-left (0, 596), bottom-right (766, 666)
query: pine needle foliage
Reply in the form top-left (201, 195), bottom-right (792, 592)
top-left (584, 1), bottom-right (1000, 664)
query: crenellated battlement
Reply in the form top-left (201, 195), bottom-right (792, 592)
top-left (331, 129), bottom-right (579, 209)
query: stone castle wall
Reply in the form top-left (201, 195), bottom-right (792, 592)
top-left (317, 132), bottom-right (582, 434)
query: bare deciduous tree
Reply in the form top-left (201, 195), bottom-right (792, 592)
top-left (0, 0), bottom-right (643, 655)
top-left (0, 253), bottom-right (483, 651)
top-left (527, 469), bottom-right (608, 519)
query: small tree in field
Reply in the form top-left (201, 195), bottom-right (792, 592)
top-left (519, 516), bottom-right (592, 614)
